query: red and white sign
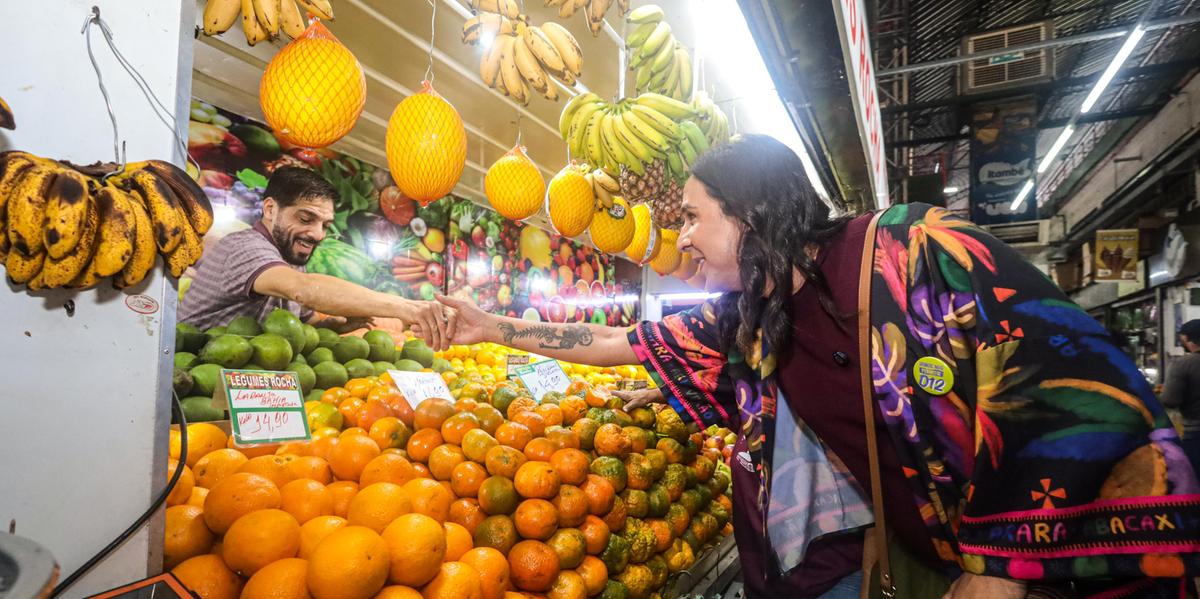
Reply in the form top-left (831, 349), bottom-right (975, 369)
top-left (832, 0), bottom-right (890, 209)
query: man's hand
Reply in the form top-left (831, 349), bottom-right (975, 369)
top-left (612, 388), bottom-right (665, 411)
top-left (397, 299), bottom-right (456, 351)
top-left (435, 294), bottom-right (492, 345)
top-left (942, 574), bottom-right (1025, 599)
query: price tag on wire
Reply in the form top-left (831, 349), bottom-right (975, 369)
top-left (215, 369), bottom-right (310, 445)
top-left (514, 360), bottom-right (572, 402)
top-left (388, 370), bottom-right (453, 410)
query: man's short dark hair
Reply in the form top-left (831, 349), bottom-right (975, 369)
top-left (1181, 319), bottom-right (1200, 342)
top-left (264, 166), bottom-right (337, 208)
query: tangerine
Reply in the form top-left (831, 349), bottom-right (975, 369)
top-left (443, 521), bottom-right (475, 561)
top-left (508, 540), bottom-right (561, 593)
top-left (360, 453), bottom-right (417, 486)
top-left (307, 526), bottom-right (391, 599)
top-left (193, 449), bottom-right (249, 489)
top-left (549, 450), bottom-right (589, 486)
top-left (429, 444), bottom-right (467, 481)
top-left (546, 528), bottom-right (586, 569)
top-left (451, 461), bottom-right (489, 498)
top-left (462, 429), bottom-right (500, 463)
top-left (347, 482), bottom-right (412, 533)
top-left (422, 561), bottom-right (483, 599)
top-left (442, 412), bottom-right (481, 445)
top-left (407, 428), bottom-right (444, 464)
top-left (578, 516), bottom-right (609, 555)
top-left (485, 445), bottom-right (527, 478)
top-left (382, 513), bottom-right (446, 586)
top-left (514, 498), bottom-right (559, 540)
top-left (514, 462), bottom-right (560, 500)
top-left (460, 547), bottom-right (511, 599)
top-left (328, 480), bottom-right (360, 518)
top-left (183, 423), bottom-right (228, 468)
top-left (511, 411), bottom-right (546, 438)
top-left (473, 515), bottom-right (519, 554)
top-left (551, 485), bottom-right (588, 528)
top-left (330, 434), bottom-right (382, 482)
top-left (575, 556), bottom-right (607, 596)
top-left (415, 398), bottom-right (456, 430)
top-left (495, 422), bottom-right (533, 451)
top-left (546, 570), bottom-right (587, 599)
top-left (404, 477), bottom-right (455, 521)
top-left (370, 416), bottom-right (413, 450)
top-left (203, 472), bottom-right (281, 534)
top-left (449, 498), bottom-right (487, 536)
top-left (163, 505), bottom-right (214, 569)
top-left (523, 438), bottom-right (557, 463)
top-left (478, 476), bottom-right (520, 515)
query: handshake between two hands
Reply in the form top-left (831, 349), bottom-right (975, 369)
top-left (402, 294), bottom-right (490, 352)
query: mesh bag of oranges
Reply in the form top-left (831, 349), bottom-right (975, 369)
top-left (259, 20), bottom-right (366, 149)
top-left (485, 145), bottom-right (546, 221)
top-left (386, 81), bottom-right (468, 206)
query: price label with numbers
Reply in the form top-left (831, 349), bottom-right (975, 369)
top-left (217, 369), bottom-right (310, 445)
top-left (506, 354), bottom-right (531, 378)
top-left (388, 371), bottom-right (454, 410)
top-left (514, 360), bottom-right (571, 402)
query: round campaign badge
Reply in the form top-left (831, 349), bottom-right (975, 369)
top-left (913, 356), bottom-right (954, 396)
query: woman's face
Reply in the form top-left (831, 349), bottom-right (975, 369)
top-left (677, 177), bottom-right (743, 292)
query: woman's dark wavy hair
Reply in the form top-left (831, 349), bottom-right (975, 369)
top-left (689, 134), bottom-right (851, 357)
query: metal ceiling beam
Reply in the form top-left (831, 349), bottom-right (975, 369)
top-left (880, 58), bottom-right (1199, 114)
top-left (888, 104), bottom-right (1166, 147)
top-left (876, 12), bottom-right (1200, 76)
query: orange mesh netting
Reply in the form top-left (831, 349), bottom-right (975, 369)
top-left (484, 145), bottom-right (545, 221)
top-left (260, 20), bottom-right (366, 149)
top-left (385, 81), bottom-right (468, 206)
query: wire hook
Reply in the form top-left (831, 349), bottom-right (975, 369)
top-left (424, 0), bottom-right (438, 84)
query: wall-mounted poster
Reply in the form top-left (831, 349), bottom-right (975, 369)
top-left (1095, 229), bottom-right (1140, 281)
top-left (969, 99), bottom-right (1037, 224)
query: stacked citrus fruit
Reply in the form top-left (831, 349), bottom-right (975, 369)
top-left (165, 357), bottom-right (730, 599)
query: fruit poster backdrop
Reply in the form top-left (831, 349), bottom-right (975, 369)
top-left (185, 100), bottom-right (639, 326)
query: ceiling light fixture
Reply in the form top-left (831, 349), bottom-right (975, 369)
top-left (1080, 25), bottom-right (1146, 113)
top-left (1009, 179), bottom-right (1035, 212)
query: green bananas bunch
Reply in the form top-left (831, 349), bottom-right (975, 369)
top-left (558, 91), bottom-right (702, 179)
top-left (690, 90), bottom-right (731, 148)
top-left (0, 151), bottom-right (213, 291)
top-left (626, 5), bottom-right (692, 102)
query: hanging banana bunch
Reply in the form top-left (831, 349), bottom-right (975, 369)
top-left (200, 0), bottom-right (333, 45)
top-left (0, 151), bottom-right (213, 291)
top-left (0, 96), bottom-right (14, 130)
top-left (690, 90), bottom-right (731, 148)
top-left (626, 5), bottom-right (692, 102)
top-left (547, 0), bottom-right (631, 36)
top-left (465, 5), bottom-right (584, 104)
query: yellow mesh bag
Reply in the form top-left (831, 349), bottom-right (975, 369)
top-left (484, 145), bottom-right (545, 221)
top-left (259, 20), bottom-right (366, 148)
top-left (385, 81), bottom-right (468, 206)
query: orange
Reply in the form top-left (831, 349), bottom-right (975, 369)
top-left (656, 438), bottom-right (684, 464)
top-left (495, 422), bottom-right (533, 451)
top-left (623, 455), bottom-right (654, 491)
top-left (455, 398), bottom-right (480, 413)
top-left (551, 485), bottom-right (588, 528)
top-left (342, 427), bottom-right (370, 438)
top-left (523, 438), bottom-right (557, 463)
top-left (506, 397), bottom-right (538, 419)
top-left (307, 526), bottom-right (391, 599)
top-left (460, 547), bottom-right (511, 599)
top-left (462, 429), bottom-right (499, 464)
top-left (546, 570), bottom-right (586, 599)
top-left (370, 417), bottom-right (413, 451)
top-left (473, 515), bottom-right (519, 554)
top-left (451, 461), bottom-right (488, 498)
top-left (571, 420), bottom-right (599, 451)
top-left (449, 498), bottom-right (487, 536)
top-left (429, 444), bottom-right (467, 481)
top-left (478, 476), bottom-right (519, 516)
top-left (422, 561), bottom-right (483, 599)
top-left (415, 398), bottom-right (456, 431)
top-left (230, 436), bottom-right (280, 459)
top-left (300, 515), bottom-right (348, 559)
top-left (281, 478), bottom-right (334, 524)
top-left (624, 427), bottom-right (648, 454)
top-left (310, 436), bottom-right (340, 462)
top-left (330, 434), bottom-right (382, 482)
top-left (203, 472), bottom-right (281, 534)
top-left (172, 554), bottom-right (243, 599)
top-left (514, 498), bottom-right (558, 540)
top-left (347, 482), bottom-right (412, 533)
top-left (485, 446), bottom-right (527, 479)
top-left (508, 540), bottom-right (561, 593)
top-left (442, 412), bottom-right (481, 445)
top-left (545, 429), bottom-right (580, 451)
top-left (549, 450), bottom-right (589, 486)
top-left (339, 398), bottom-right (366, 428)
top-left (514, 462), bottom-right (560, 500)
top-left (473, 406), bottom-right (505, 435)
top-left (583, 387), bottom-right (608, 409)
top-left (511, 411), bottom-right (546, 438)
top-left (403, 477), bottom-right (454, 521)
top-left (535, 405), bottom-right (563, 428)
top-left (170, 429), bottom-right (182, 460)
top-left (166, 459), bottom-right (195, 507)
top-left (277, 443), bottom-right (308, 457)
top-left (443, 522), bottom-right (474, 561)
top-left (347, 378), bottom-right (376, 399)
top-left (357, 399), bottom-right (395, 432)
top-left (163, 505), bottom-right (214, 569)
top-left (183, 423), bottom-right (228, 467)
top-left (413, 463), bottom-right (433, 479)
top-left (558, 398), bottom-right (587, 426)
top-left (592, 425), bottom-right (630, 458)
top-left (187, 486), bottom-right (209, 508)
top-left (288, 456), bottom-right (333, 484)
top-left (578, 516), bottom-right (609, 555)
top-left (575, 556), bottom-right (607, 596)
top-left (382, 513), bottom-right (446, 586)
top-left (407, 428), bottom-right (444, 464)
top-left (579, 476), bottom-right (614, 517)
top-left (238, 454), bottom-right (296, 488)
top-left (647, 519), bottom-right (672, 553)
top-left (375, 587), bottom-right (423, 599)
top-left (222, 508), bottom-right (301, 575)
top-left (361, 453), bottom-right (417, 486)
top-left (240, 558), bottom-right (310, 599)
top-left (322, 387), bottom-right (350, 405)
top-left (193, 449), bottom-right (249, 489)
top-left (328, 480), bottom-right (360, 518)
top-left (600, 495), bottom-right (626, 533)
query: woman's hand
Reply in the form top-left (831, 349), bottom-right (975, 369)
top-left (435, 294), bottom-right (491, 346)
top-left (612, 388), bottom-right (665, 411)
top-left (942, 574), bottom-right (1025, 599)
top-left (397, 298), bottom-right (456, 351)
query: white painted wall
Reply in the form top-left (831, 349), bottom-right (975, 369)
top-left (0, 1), bottom-right (194, 596)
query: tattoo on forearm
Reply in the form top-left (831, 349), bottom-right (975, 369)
top-left (497, 322), bottom-right (595, 350)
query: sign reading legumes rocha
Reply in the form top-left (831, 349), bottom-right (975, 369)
top-left (216, 369), bottom-right (310, 445)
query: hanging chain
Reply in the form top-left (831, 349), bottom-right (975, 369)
top-left (424, 0), bottom-right (438, 83)
top-left (80, 6), bottom-right (197, 179)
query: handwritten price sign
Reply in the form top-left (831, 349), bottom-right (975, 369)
top-left (219, 369), bottom-right (310, 445)
top-left (387, 371), bottom-right (454, 410)
top-left (514, 360), bottom-right (571, 402)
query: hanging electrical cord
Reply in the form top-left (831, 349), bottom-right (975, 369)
top-left (50, 392), bottom-right (188, 597)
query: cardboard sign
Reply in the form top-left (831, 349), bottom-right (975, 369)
top-left (1095, 229), bottom-right (1140, 281)
top-left (506, 354), bottom-right (531, 377)
top-left (388, 370), bottom-right (453, 410)
top-left (216, 369), bottom-right (310, 445)
top-left (514, 360), bottom-right (571, 402)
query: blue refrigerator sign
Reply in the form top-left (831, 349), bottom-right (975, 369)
top-left (969, 100), bottom-right (1038, 224)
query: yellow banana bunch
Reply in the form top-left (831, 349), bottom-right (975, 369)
top-left (465, 5), bottom-right (583, 103)
top-left (691, 90), bottom-right (731, 148)
top-left (625, 5), bottom-right (693, 101)
top-left (578, 0), bottom-right (629, 36)
top-left (0, 151), bottom-right (213, 291)
top-left (557, 92), bottom-right (702, 182)
top-left (201, 0), bottom-right (328, 43)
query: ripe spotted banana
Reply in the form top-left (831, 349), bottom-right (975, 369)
top-left (592, 168), bottom-right (621, 194)
top-left (91, 185), bottom-right (136, 277)
top-left (252, 0), bottom-right (282, 36)
top-left (480, 36), bottom-right (506, 88)
top-left (463, 13), bottom-right (515, 45)
top-left (7, 166), bottom-right (56, 257)
top-left (42, 169), bottom-right (92, 260)
top-left (587, 0), bottom-right (614, 36)
top-left (241, 0), bottom-right (269, 45)
top-left (113, 195), bottom-right (157, 289)
top-left (513, 36), bottom-right (550, 94)
top-left (165, 207), bottom-right (204, 278)
top-left (202, 0), bottom-right (242, 36)
top-left (558, 92), bottom-right (601, 140)
top-left (280, 0), bottom-right (306, 38)
top-left (296, 0), bottom-right (333, 20)
top-left (540, 22), bottom-right (582, 78)
top-left (5, 247), bottom-right (44, 284)
top-left (0, 151), bottom-right (42, 222)
top-left (120, 170), bottom-right (185, 253)
top-left (523, 26), bottom-right (566, 79)
top-left (473, 0), bottom-right (519, 19)
top-left (40, 191), bottom-right (98, 288)
top-left (0, 96), bottom-right (13, 130)
top-left (141, 160), bottom-right (214, 235)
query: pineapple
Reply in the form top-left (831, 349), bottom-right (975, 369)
top-left (655, 177), bottom-right (684, 229)
top-left (619, 160), bottom-right (666, 206)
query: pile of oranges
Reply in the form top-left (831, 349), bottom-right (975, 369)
top-left (164, 369), bottom-right (731, 599)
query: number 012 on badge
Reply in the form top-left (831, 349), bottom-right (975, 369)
top-left (216, 369), bottom-right (311, 445)
top-left (913, 357), bottom-right (954, 395)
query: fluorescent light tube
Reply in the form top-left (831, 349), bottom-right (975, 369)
top-left (1081, 26), bottom-right (1146, 114)
top-left (1010, 179), bottom-right (1035, 212)
top-left (1037, 125), bottom-right (1075, 173)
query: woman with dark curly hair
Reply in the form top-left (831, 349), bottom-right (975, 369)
top-left (437, 134), bottom-right (1200, 599)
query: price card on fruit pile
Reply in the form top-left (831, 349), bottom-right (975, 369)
top-left (506, 354), bottom-right (531, 377)
top-left (514, 360), bottom-right (571, 402)
top-left (216, 370), bottom-right (311, 445)
top-left (388, 370), bottom-right (454, 410)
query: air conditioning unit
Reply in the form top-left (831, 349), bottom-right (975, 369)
top-left (983, 219), bottom-right (1050, 248)
top-left (962, 22), bottom-right (1053, 92)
